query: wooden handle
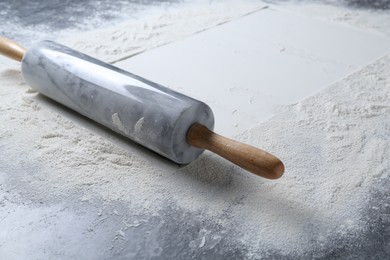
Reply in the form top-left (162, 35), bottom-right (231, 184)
top-left (0, 36), bottom-right (26, 62)
top-left (187, 123), bottom-right (284, 179)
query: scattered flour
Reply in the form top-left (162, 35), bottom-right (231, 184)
top-left (60, 1), bottom-right (268, 63)
top-left (134, 117), bottom-right (145, 135)
top-left (163, 55), bottom-right (390, 254)
top-left (111, 114), bottom-right (145, 139)
top-left (0, 1), bottom-right (390, 257)
top-left (276, 1), bottom-right (390, 37)
top-left (1, 53), bottom-right (389, 256)
top-left (111, 112), bottom-right (129, 135)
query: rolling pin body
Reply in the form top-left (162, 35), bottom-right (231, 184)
top-left (0, 37), bottom-right (284, 179)
top-left (21, 41), bottom-right (214, 164)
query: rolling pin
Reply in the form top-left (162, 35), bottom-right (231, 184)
top-left (0, 37), bottom-right (284, 179)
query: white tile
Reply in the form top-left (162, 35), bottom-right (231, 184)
top-left (116, 7), bottom-right (390, 137)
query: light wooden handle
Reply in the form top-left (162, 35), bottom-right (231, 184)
top-left (187, 123), bottom-right (284, 179)
top-left (0, 36), bottom-right (26, 62)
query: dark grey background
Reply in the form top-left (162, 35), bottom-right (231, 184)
top-left (1, 0), bottom-right (390, 45)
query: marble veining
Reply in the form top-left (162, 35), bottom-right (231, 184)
top-left (21, 40), bottom-right (214, 164)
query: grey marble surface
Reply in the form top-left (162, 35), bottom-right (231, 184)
top-left (0, 0), bottom-right (179, 46)
top-left (21, 40), bottom-right (214, 164)
top-left (1, 1), bottom-right (390, 260)
top-left (2, 0), bottom-right (389, 46)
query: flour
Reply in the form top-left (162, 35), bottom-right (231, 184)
top-left (1, 53), bottom-right (389, 256)
top-left (134, 117), bottom-right (145, 135)
top-left (165, 55), bottom-right (390, 255)
top-left (0, 1), bottom-right (389, 258)
top-left (112, 112), bottom-right (128, 135)
top-left (0, 0), bottom-right (269, 211)
top-left (277, 1), bottom-right (390, 37)
top-left (60, 1), bottom-right (267, 63)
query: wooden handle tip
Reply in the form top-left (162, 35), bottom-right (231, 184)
top-left (0, 36), bottom-right (26, 62)
top-left (267, 159), bottom-right (285, 179)
top-left (187, 123), bottom-right (285, 180)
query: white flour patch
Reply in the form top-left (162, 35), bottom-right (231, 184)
top-left (112, 113), bottom-right (128, 135)
top-left (277, 2), bottom-right (390, 37)
top-left (60, 1), bottom-right (267, 63)
top-left (160, 55), bottom-right (390, 255)
top-left (0, 0), bottom-right (268, 213)
top-left (134, 117), bottom-right (145, 135)
top-left (1, 54), bottom-right (387, 256)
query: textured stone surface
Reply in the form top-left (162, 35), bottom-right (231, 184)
top-left (1, 1), bottom-right (390, 259)
top-left (21, 41), bottom-right (214, 163)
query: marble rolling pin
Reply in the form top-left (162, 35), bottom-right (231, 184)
top-left (0, 37), bottom-right (284, 179)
